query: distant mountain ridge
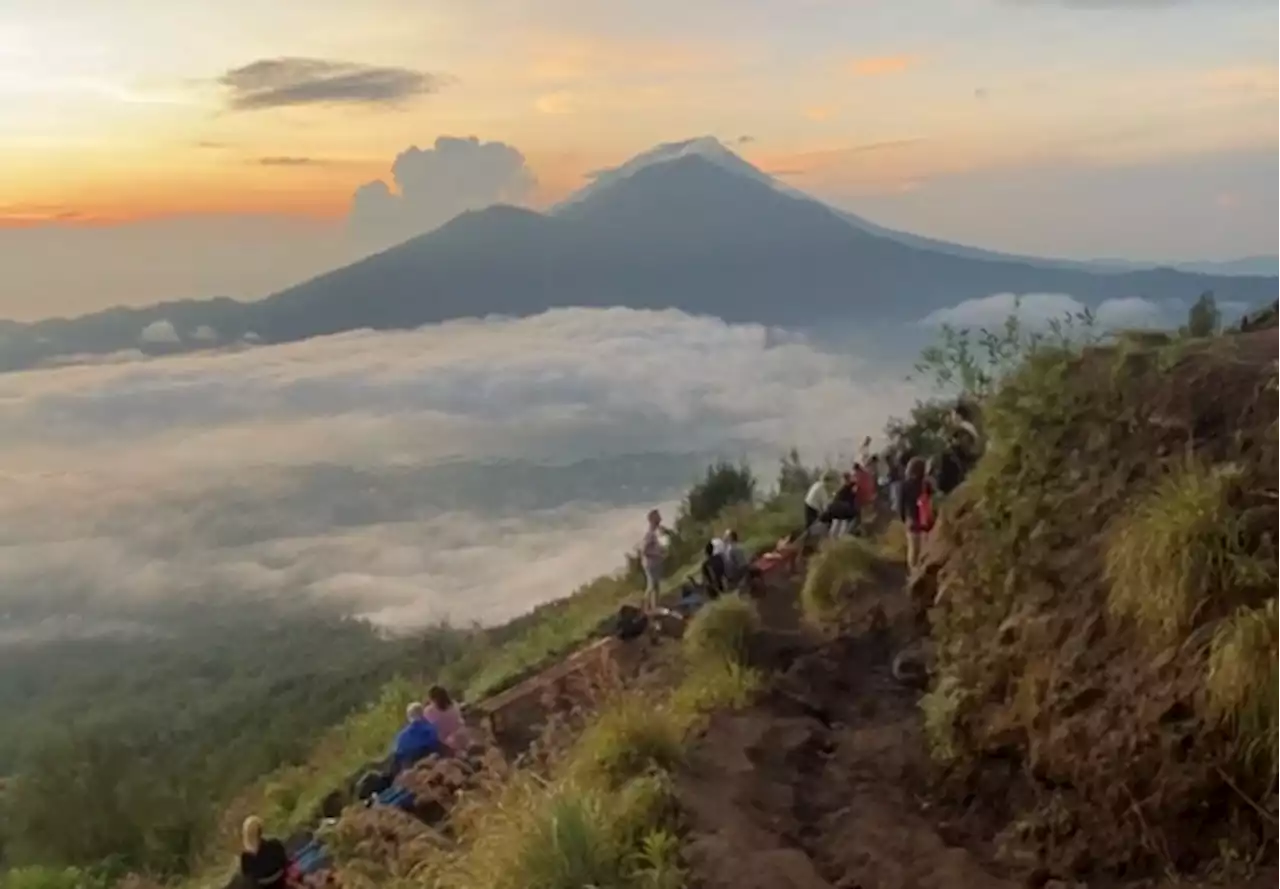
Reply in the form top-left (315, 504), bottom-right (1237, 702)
top-left (0, 139), bottom-right (1275, 372)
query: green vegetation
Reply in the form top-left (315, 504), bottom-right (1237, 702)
top-left (438, 590), bottom-right (767, 889)
top-left (682, 596), bottom-right (758, 666)
top-left (918, 306), bottom-right (1278, 872)
top-left (799, 537), bottom-right (880, 627)
top-left (1205, 598), bottom-right (1279, 779)
top-left (1104, 462), bottom-right (1247, 645)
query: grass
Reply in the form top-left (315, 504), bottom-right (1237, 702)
top-left (920, 673), bottom-right (967, 764)
top-left (682, 595), bottom-right (759, 667)
top-left (1204, 598), bottom-right (1279, 778)
top-left (1103, 462), bottom-right (1245, 645)
top-left (570, 696), bottom-right (687, 789)
top-left (799, 536), bottom-right (880, 627)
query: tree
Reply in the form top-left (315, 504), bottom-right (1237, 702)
top-left (882, 400), bottom-right (955, 462)
top-left (1184, 291), bottom-right (1221, 338)
top-left (775, 448), bottom-right (817, 497)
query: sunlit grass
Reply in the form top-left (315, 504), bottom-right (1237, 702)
top-left (1205, 599), bottom-right (1279, 778)
top-left (683, 595), bottom-right (759, 667)
top-left (799, 536), bottom-right (880, 626)
top-left (1104, 463), bottom-right (1245, 645)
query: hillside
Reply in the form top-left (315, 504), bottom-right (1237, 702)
top-left (1, 146), bottom-right (1275, 371)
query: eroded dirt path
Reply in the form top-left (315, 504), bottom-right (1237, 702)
top-left (680, 611), bottom-right (1020, 889)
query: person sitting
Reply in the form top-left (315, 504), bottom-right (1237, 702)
top-left (700, 540), bottom-right (727, 598)
top-left (239, 816), bottom-right (290, 889)
top-left (424, 685), bottom-right (467, 750)
top-left (391, 702), bottom-right (442, 775)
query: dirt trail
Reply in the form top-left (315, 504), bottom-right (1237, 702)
top-left (677, 566), bottom-right (1275, 889)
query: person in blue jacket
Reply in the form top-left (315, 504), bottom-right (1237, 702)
top-left (391, 702), bottom-right (441, 775)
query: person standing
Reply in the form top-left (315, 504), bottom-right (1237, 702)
top-left (899, 457), bottom-right (934, 570)
top-left (640, 509), bottom-right (675, 613)
top-left (803, 472), bottom-right (834, 529)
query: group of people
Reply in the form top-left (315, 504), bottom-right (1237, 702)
top-left (237, 685), bottom-right (469, 888)
top-left (800, 403), bottom-right (984, 569)
top-left (637, 508), bottom-right (764, 614)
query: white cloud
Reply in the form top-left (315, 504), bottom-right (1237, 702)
top-left (919, 292), bottom-right (1189, 331)
top-left (191, 325), bottom-right (219, 343)
top-left (138, 319), bottom-right (180, 345)
top-left (349, 136), bottom-right (537, 248)
top-left (0, 308), bottom-right (921, 636)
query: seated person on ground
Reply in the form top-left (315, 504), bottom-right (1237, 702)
top-left (700, 540), bottom-right (727, 598)
top-left (392, 702), bottom-right (442, 775)
top-left (239, 816), bottom-right (289, 889)
top-left (424, 685), bottom-right (467, 749)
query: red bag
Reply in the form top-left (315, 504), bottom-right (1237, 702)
top-left (916, 486), bottom-right (935, 532)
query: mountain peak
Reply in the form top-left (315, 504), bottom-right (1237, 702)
top-left (553, 136), bottom-right (778, 212)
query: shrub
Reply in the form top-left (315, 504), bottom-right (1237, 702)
top-left (775, 448), bottom-right (818, 497)
top-left (1104, 463), bottom-right (1246, 645)
top-left (571, 696), bottom-right (686, 789)
top-left (1205, 599), bottom-right (1279, 778)
top-left (627, 829), bottom-right (687, 889)
top-left (0, 868), bottom-right (102, 889)
top-left (610, 772), bottom-right (682, 851)
top-left (800, 537), bottom-right (879, 626)
top-left (680, 461), bottom-right (757, 525)
top-left (683, 596), bottom-right (759, 666)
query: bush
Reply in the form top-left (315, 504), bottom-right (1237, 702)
top-left (679, 461), bottom-right (756, 526)
top-left (799, 537), bottom-right (879, 626)
top-left (1104, 463), bottom-right (1246, 645)
top-left (775, 448), bottom-right (817, 497)
top-left (1205, 599), bottom-right (1279, 778)
top-left (0, 868), bottom-right (104, 889)
top-left (920, 674), bottom-right (967, 764)
top-left (683, 596), bottom-right (759, 666)
top-left (571, 696), bottom-right (686, 789)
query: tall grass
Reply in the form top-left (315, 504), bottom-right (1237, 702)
top-left (799, 537), bottom-right (880, 626)
top-left (1104, 463), bottom-right (1245, 645)
top-left (683, 596), bottom-right (759, 667)
top-left (1204, 599), bottom-right (1279, 779)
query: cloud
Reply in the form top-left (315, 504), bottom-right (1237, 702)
top-left (0, 308), bottom-right (920, 635)
top-left (917, 292), bottom-right (1189, 331)
top-left (349, 136), bottom-right (537, 248)
top-left (1007, 0), bottom-right (1269, 6)
top-left (218, 58), bottom-right (444, 111)
top-left (255, 156), bottom-right (330, 167)
top-left (138, 319), bottom-right (180, 345)
top-left (847, 54), bottom-right (920, 77)
top-left (735, 135), bottom-right (756, 145)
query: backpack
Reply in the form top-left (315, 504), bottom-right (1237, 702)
top-left (916, 486), bottom-right (936, 532)
top-left (614, 604), bottom-right (648, 641)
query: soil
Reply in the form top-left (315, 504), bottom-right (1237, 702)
top-left (677, 562), bottom-right (1279, 889)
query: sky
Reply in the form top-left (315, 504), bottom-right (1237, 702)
top-left (0, 0), bottom-right (1276, 318)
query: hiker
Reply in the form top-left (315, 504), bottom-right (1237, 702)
top-left (886, 452), bottom-right (904, 515)
top-left (853, 461), bottom-right (877, 520)
top-left (392, 702), bottom-right (442, 775)
top-left (803, 471), bottom-right (834, 530)
top-left (899, 456), bottom-right (935, 570)
top-left (721, 529), bottom-right (753, 586)
top-left (639, 508), bottom-right (676, 613)
top-left (700, 540), bottom-right (727, 598)
top-left (424, 685), bottom-right (467, 750)
top-left (824, 472), bottom-right (861, 538)
top-left (239, 816), bottom-right (290, 889)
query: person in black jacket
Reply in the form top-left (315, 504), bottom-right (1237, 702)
top-left (823, 473), bottom-right (861, 537)
top-left (898, 457), bottom-right (933, 569)
top-left (700, 540), bottom-right (727, 598)
top-left (240, 816), bottom-right (290, 889)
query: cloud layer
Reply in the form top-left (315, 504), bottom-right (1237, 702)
top-left (219, 58), bottom-right (443, 110)
top-left (0, 308), bottom-right (918, 636)
top-left (917, 291), bottom-right (1248, 330)
top-left (350, 137), bottom-right (537, 248)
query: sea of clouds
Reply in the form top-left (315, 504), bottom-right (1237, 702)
top-left (0, 307), bottom-right (923, 637)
